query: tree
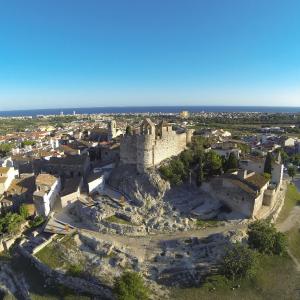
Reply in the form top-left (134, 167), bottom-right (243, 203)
top-left (275, 148), bottom-right (289, 164)
top-left (197, 155), bottom-right (204, 186)
top-left (0, 143), bottom-right (13, 157)
top-left (226, 152), bottom-right (238, 171)
top-left (288, 165), bottom-right (297, 180)
top-left (290, 154), bottom-right (300, 166)
top-left (125, 125), bottom-right (132, 135)
top-left (204, 151), bottom-right (222, 176)
top-left (21, 140), bottom-right (36, 148)
top-left (29, 215), bottom-right (45, 228)
top-left (19, 204), bottom-right (29, 219)
top-left (221, 243), bottom-right (257, 281)
top-left (114, 271), bottom-right (150, 300)
top-left (262, 172), bottom-right (271, 181)
top-left (180, 150), bottom-right (194, 167)
top-left (159, 158), bottom-right (186, 185)
top-left (248, 220), bottom-right (287, 255)
top-left (264, 152), bottom-right (273, 175)
top-left (170, 159), bottom-right (187, 185)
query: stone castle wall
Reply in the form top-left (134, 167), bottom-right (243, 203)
top-left (120, 129), bottom-right (189, 172)
top-left (152, 132), bottom-right (187, 166)
top-left (120, 135), bottom-right (138, 165)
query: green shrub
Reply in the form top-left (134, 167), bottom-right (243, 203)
top-left (204, 151), bottom-right (222, 176)
top-left (160, 158), bottom-right (187, 185)
top-left (225, 152), bottom-right (238, 171)
top-left (0, 212), bottom-right (24, 234)
top-left (248, 220), bottom-right (287, 255)
top-left (288, 165), bottom-right (297, 179)
top-left (221, 243), bottom-right (257, 281)
top-left (19, 204), bottom-right (29, 219)
top-left (114, 271), bottom-right (150, 300)
top-left (67, 264), bottom-right (84, 277)
top-left (29, 215), bottom-right (45, 228)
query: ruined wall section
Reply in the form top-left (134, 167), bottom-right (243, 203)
top-left (152, 132), bottom-right (187, 166)
top-left (120, 135), bottom-right (138, 165)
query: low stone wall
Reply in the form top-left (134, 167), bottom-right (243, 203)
top-left (31, 234), bottom-right (57, 255)
top-left (269, 182), bottom-right (287, 222)
top-left (16, 245), bottom-right (114, 299)
top-left (0, 226), bottom-right (26, 252)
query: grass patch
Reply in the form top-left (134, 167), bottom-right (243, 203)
top-left (66, 264), bottom-right (85, 278)
top-left (35, 242), bottom-right (64, 269)
top-left (35, 238), bottom-right (86, 279)
top-left (171, 254), bottom-right (299, 300)
top-left (196, 219), bottom-right (220, 227)
top-left (277, 183), bottom-right (300, 223)
top-left (35, 234), bottom-right (78, 270)
top-left (105, 215), bottom-right (137, 226)
top-left (287, 226), bottom-right (300, 261)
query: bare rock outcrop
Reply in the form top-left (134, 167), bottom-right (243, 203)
top-left (109, 165), bottom-right (170, 207)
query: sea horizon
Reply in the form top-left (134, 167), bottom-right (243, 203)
top-left (1, 105), bottom-right (300, 117)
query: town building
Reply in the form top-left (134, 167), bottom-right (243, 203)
top-left (203, 170), bottom-right (270, 218)
top-left (33, 174), bottom-right (61, 217)
top-left (239, 153), bottom-right (283, 185)
top-left (0, 167), bottom-right (18, 195)
top-left (211, 141), bottom-right (241, 159)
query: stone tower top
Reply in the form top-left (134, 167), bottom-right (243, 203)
top-left (140, 118), bottom-right (155, 135)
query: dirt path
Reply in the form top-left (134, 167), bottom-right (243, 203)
top-left (276, 177), bottom-right (300, 233)
top-left (276, 177), bottom-right (300, 270)
top-left (276, 206), bottom-right (300, 232)
top-left (80, 223), bottom-right (246, 261)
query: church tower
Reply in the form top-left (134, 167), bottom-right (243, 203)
top-left (108, 120), bottom-right (117, 140)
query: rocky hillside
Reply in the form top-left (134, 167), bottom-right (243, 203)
top-left (109, 165), bottom-right (170, 207)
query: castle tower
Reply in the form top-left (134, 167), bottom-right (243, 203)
top-left (186, 129), bottom-right (194, 145)
top-left (137, 134), bottom-right (154, 173)
top-left (140, 118), bottom-right (155, 136)
top-left (108, 120), bottom-right (117, 140)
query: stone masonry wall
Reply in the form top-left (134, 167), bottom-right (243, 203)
top-left (120, 131), bottom-right (187, 172)
top-left (120, 135), bottom-right (138, 164)
top-left (153, 132), bottom-right (187, 166)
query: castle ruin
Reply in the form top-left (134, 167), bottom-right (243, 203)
top-left (120, 118), bottom-right (193, 173)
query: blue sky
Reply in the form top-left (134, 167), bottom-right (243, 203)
top-left (0, 0), bottom-right (299, 110)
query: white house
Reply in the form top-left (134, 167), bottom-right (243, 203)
top-left (212, 141), bottom-right (241, 159)
top-left (49, 138), bottom-right (60, 149)
top-left (213, 147), bottom-right (241, 160)
top-left (239, 154), bottom-right (283, 185)
top-left (33, 174), bottom-right (61, 217)
top-left (0, 167), bottom-right (18, 195)
top-left (283, 137), bottom-right (296, 147)
top-left (0, 156), bottom-right (14, 168)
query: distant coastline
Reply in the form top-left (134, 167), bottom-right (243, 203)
top-left (1, 106), bottom-right (300, 117)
